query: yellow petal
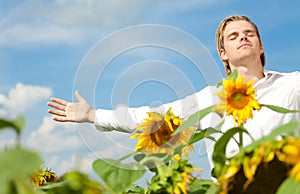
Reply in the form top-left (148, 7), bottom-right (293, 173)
top-left (264, 151), bottom-right (275, 163)
top-left (290, 162), bottom-right (300, 182)
top-left (243, 158), bottom-right (254, 181)
top-left (283, 145), bottom-right (299, 156)
top-left (223, 165), bottom-right (240, 179)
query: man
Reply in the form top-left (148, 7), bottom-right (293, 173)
top-left (214, 15), bottom-right (300, 155)
top-left (48, 15), bottom-right (300, 166)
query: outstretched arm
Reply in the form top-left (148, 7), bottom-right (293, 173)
top-left (47, 90), bottom-right (95, 123)
top-left (47, 87), bottom-right (214, 132)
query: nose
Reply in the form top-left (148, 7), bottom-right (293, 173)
top-left (240, 33), bottom-right (248, 41)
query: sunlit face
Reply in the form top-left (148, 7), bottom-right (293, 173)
top-left (220, 21), bottom-right (264, 67)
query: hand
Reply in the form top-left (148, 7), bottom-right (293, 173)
top-left (47, 90), bottom-right (95, 123)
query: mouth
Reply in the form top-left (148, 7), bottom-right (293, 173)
top-left (238, 43), bottom-right (252, 49)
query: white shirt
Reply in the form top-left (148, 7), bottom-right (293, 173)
top-left (206, 70), bottom-right (300, 168)
top-left (94, 70), bottom-right (300, 167)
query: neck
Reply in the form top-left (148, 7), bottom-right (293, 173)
top-left (229, 62), bottom-right (265, 84)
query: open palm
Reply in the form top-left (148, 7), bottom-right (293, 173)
top-left (47, 90), bottom-right (95, 123)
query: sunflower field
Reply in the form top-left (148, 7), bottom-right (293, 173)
top-left (1, 71), bottom-right (300, 193)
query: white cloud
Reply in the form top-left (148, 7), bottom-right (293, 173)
top-left (27, 118), bottom-right (134, 176)
top-left (23, 116), bottom-right (94, 175)
top-left (0, 82), bottom-right (52, 117)
top-left (26, 116), bottom-right (82, 153)
top-left (0, 109), bottom-right (5, 118)
top-left (42, 154), bottom-right (94, 176)
top-left (76, 125), bottom-right (136, 158)
top-left (55, 153), bottom-right (96, 175)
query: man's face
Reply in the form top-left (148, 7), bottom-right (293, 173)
top-left (220, 20), bottom-right (264, 67)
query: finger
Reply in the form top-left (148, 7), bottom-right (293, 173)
top-left (74, 90), bottom-right (84, 102)
top-left (47, 102), bottom-right (66, 111)
top-left (50, 97), bottom-right (68, 106)
top-left (48, 109), bottom-right (66, 117)
top-left (53, 116), bottom-right (73, 122)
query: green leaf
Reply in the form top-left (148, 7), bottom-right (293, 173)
top-left (216, 69), bottom-right (238, 88)
top-left (0, 116), bottom-right (25, 135)
top-left (37, 181), bottom-right (65, 190)
top-left (0, 118), bottom-right (14, 130)
top-left (212, 122), bottom-right (298, 179)
top-left (0, 148), bottom-right (42, 194)
top-left (133, 153), bottom-right (170, 173)
top-left (205, 184), bottom-right (221, 194)
top-left (212, 127), bottom-right (248, 178)
top-left (93, 158), bottom-right (145, 193)
top-left (229, 69), bottom-right (238, 80)
top-left (262, 104), bottom-right (300, 114)
top-left (133, 153), bottom-right (146, 163)
top-left (125, 184), bottom-right (145, 193)
top-left (40, 171), bottom-right (107, 194)
top-left (12, 116), bottom-right (26, 134)
top-left (188, 179), bottom-right (215, 194)
top-left (174, 105), bottom-right (214, 135)
top-left (14, 177), bottom-right (44, 194)
top-left (189, 127), bottom-right (222, 145)
top-left (134, 153), bottom-right (170, 164)
top-left (276, 177), bottom-right (300, 194)
top-left (173, 144), bottom-right (186, 155)
top-left (0, 148), bottom-right (42, 177)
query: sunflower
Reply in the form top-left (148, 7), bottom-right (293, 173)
top-left (214, 76), bottom-right (261, 126)
top-left (30, 167), bottom-right (59, 186)
top-left (131, 108), bottom-right (195, 157)
top-left (218, 137), bottom-right (300, 194)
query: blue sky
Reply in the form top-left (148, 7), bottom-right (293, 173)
top-left (1, 0), bottom-right (300, 181)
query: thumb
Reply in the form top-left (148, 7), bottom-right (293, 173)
top-left (74, 90), bottom-right (84, 102)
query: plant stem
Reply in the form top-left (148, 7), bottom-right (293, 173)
top-left (239, 129), bottom-right (243, 149)
top-left (117, 152), bottom-right (136, 162)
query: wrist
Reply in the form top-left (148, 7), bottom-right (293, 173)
top-left (88, 108), bottom-right (96, 123)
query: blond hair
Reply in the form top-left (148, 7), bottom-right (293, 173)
top-left (216, 15), bottom-right (266, 76)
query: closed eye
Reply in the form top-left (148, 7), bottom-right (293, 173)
top-left (228, 33), bottom-right (238, 40)
top-left (245, 30), bottom-right (257, 37)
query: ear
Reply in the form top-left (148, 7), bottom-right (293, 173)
top-left (259, 43), bottom-right (264, 55)
top-left (220, 49), bottom-right (228, 61)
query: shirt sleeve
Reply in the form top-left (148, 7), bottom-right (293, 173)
top-left (94, 105), bottom-right (150, 133)
top-left (94, 86), bottom-right (217, 133)
top-left (295, 71), bottom-right (300, 97)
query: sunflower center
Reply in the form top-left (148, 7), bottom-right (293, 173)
top-left (150, 121), bottom-right (173, 146)
top-left (229, 91), bottom-right (249, 109)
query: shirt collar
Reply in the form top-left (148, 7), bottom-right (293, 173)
top-left (263, 69), bottom-right (283, 77)
top-left (253, 69), bottom-right (282, 87)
